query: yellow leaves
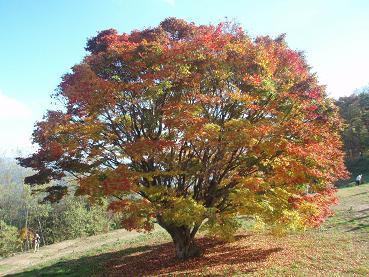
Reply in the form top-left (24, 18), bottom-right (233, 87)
top-left (232, 186), bottom-right (307, 234)
top-left (161, 196), bottom-right (206, 227)
top-left (178, 64), bottom-right (191, 77)
top-left (212, 69), bottom-right (233, 81)
top-left (202, 210), bottom-right (241, 241)
top-left (253, 216), bottom-right (266, 231)
top-left (271, 157), bottom-right (289, 168)
top-left (203, 123), bottom-right (221, 133)
top-left (224, 118), bottom-right (246, 129)
top-left (296, 201), bottom-right (320, 222)
top-left (277, 210), bottom-right (305, 232)
top-left (229, 90), bottom-right (255, 103)
top-left (113, 114), bottom-right (132, 126)
top-left (200, 123), bottom-right (221, 140)
top-left (225, 41), bottom-right (248, 56)
top-left (141, 185), bottom-right (169, 201)
top-left (223, 119), bottom-right (253, 147)
top-left (53, 116), bottom-right (105, 146)
top-left (229, 187), bottom-right (261, 215)
top-left (237, 176), bottom-right (265, 193)
top-left (249, 138), bottom-right (259, 147)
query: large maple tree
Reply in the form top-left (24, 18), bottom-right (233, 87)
top-left (19, 18), bottom-right (347, 259)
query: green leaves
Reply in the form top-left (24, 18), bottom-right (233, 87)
top-left (0, 220), bottom-right (22, 257)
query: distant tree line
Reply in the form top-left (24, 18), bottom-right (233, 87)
top-left (0, 158), bottom-right (120, 257)
top-left (336, 87), bottom-right (369, 161)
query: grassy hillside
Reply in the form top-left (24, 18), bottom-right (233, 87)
top-left (1, 184), bottom-right (369, 276)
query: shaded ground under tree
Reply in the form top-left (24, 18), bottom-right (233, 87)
top-left (107, 235), bottom-right (282, 276)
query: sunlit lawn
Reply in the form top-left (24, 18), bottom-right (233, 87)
top-left (7, 184), bottom-right (369, 276)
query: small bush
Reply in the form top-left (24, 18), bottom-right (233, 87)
top-left (0, 220), bottom-right (21, 257)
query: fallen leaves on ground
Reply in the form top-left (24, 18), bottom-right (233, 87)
top-left (105, 230), bottom-right (369, 276)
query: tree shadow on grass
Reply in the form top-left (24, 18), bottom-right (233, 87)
top-left (347, 224), bottom-right (369, 232)
top-left (348, 215), bottom-right (369, 222)
top-left (9, 235), bottom-right (282, 277)
top-left (7, 245), bottom-right (151, 277)
top-left (108, 235), bottom-right (282, 276)
top-left (350, 191), bottom-right (369, 197)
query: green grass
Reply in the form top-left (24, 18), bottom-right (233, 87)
top-left (8, 230), bottom-right (170, 277)
top-left (3, 183), bottom-right (369, 276)
top-left (323, 183), bottom-right (369, 233)
top-left (0, 264), bottom-right (13, 273)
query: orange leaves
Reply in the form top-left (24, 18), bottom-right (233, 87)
top-left (102, 166), bottom-right (139, 195)
top-left (108, 198), bottom-right (154, 232)
top-left (46, 141), bottom-right (64, 160)
top-left (86, 28), bottom-right (126, 54)
top-left (229, 90), bottom-right (256, 103)
top-left (194, 94), bottom-right (222, 106)
top-left (239, 177), bottom-right (265, 192)
top-left (108, 199), bottom-right (131, 213)
top-left (59, 64), bottom-right (118, 111)
top-left (124, 138), bottom-right (175, 161)
top-left (20, 18), bottom-right (348, 240)
top-left (162, 102), bottom-right (207, 140)
top-left (103, 177), bottom-right (132, 194)
top-left (289, 188), bottom-right (338, 227)
top-left (243, 73), bottom-right (262, 86)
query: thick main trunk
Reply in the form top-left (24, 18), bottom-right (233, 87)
top-left (157, 216), bottom-right (202, 260)
top-left (171, 228), bottom-right (202, 260)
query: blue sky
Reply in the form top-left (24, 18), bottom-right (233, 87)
top-left (1, 0), bottom-right (369, 155)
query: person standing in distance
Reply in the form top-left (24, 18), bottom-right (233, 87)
top-left (356, 174), bottom-right (363, 186)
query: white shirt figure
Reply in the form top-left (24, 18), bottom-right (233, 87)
top-left (34, 233), bottom-right (40, 253)
top-left (356, 174), bottom-right (362, 185)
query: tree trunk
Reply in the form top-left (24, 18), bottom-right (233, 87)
top-left (157, 216), bottom-right (202, 260)
top-left (25, 208), bottom-right (30, 251)
top-left (171, 230), bottom-right (202, 259)
top-left (38, 217), bottom-right (46, 246)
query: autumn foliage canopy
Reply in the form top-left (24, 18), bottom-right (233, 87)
top-left (19, 18), bottom-right (347, 259)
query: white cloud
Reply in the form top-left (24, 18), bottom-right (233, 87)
top-left (0, 90), bottom-right (32, 119)
top-left (0, 90), bottom-right (35, 155)
top-left (163, 0), bottom-right (175, 6)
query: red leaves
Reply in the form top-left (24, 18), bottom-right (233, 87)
top-left (19, 18), bottom-right (348, 237)
top-left (306, 105), bottom-right (318, 112)
top-left (108, 198), bottom-right (154, 231)
top-left (283, 49), bottom-right (306, 75)
top-left (46, 141), bottom-right (64, 160)
top-left (59, 64), bottom-right (118, 110)
top-left (243, 74), bottom-right (262, 86)
top-left (108, 199), bottom-right (131, 213)
top-left (289, 187), bottom-right (338, 227)
top-left (306, 88), bottom-right (322, 100)
top-left (103, 177), bottom-right (132, 195)
top-left (86, 29), bottom-right (131, 53)
top-left (102, 166), bottom-right (139, 195)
